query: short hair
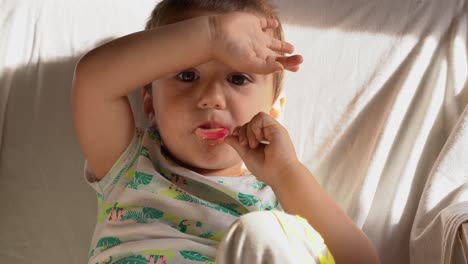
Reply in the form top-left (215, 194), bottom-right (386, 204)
top-left (143, 0), bottom-right (285, 104)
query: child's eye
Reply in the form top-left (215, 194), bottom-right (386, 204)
top-left (176, 71), bottom-right (200, 82)
top-left (228, 74), bottom-right (251, 86)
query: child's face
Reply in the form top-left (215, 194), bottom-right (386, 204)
top-left (143, 60), bottom-right (275, 176)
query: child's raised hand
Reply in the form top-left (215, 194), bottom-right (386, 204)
top-left (224, 112), bottom-right (300, 187)
top-left (209, 12), bottom-right (303, 74)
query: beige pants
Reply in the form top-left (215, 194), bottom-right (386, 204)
top-left (215, 210), bottom-right (335, 264)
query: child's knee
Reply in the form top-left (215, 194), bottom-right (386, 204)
top-left (216, 210), bottom-right (334, 264)
top-left (216, 211), bottom-right (292, 263)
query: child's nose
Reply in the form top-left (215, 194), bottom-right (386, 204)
top-left (197, 84), bottom-right (227, 109)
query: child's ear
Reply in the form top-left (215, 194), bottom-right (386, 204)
top-left (269, 92), bottom-right (286, 123)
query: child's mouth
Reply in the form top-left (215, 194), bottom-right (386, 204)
top-left (195, 127), bottom-right (230, 140)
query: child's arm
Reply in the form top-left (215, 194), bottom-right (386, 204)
top-left (72, 17), bottom-right (214, 180)
top-left (72, 13), bottom-right (299, 180)
top-left (225, 112), bottom-right (381, 264)
top-left (271, 162), bottom-right (381, 264)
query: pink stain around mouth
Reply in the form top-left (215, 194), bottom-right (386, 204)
top-left (195, 127), bottom-right (229, 140)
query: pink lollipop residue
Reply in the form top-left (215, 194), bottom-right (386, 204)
top-left (195, 127), bottom-right (229, 140)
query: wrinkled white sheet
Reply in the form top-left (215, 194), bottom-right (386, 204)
top-left (0, 0), bottom-right (466, 263)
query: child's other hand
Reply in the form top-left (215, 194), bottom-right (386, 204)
top-left (224, 112), bottom-right (300, 187)
top-left (209, 12), bottom-right (303, 74)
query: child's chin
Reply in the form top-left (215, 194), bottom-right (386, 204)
top-left (193, 152), bottom-right (241, 171)
top-left (199, 138), bottom-right (227, 146)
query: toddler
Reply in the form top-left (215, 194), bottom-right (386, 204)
top-left (72, 0), bottom-right (380, 263)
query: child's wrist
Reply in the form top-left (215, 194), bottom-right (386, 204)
top-left (268, 159), bottom-right (303, 189)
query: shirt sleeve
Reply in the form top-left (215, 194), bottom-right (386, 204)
top-left (83, 127), bottom-right (144, 200)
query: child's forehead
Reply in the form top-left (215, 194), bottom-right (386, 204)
top-left (197, 60), bottom-right (262, 74)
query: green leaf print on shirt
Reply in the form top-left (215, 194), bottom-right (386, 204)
top-left (128, 171), bottom-right (153, 189)
top-left (264, 199), bottom-right (280, 211)
top-left (175, 193), bottom-right (198, 203)
top-left (180, 251), bottom-right (214, 263)
top-left (199, 231), bottom-right (214, 238)
top-left (213, 205), bottom-right (240, 217)
top-left (122, 210), bottom-right (147, 223)
top-left (143, 207), bottom-right (164, 219)
top-left (174, 194), bottom-right (241, 217)
top-left (100, 203), bottom-right (163, 224)
top-left (198, 231), bottom-right (226, 242)
top-left (218, 202), bottom-right (242, 215)
top-left (253, 182), bottom-right (267, 190)
top-left (238, 192), bottom-right (259, 206)
top-left (96, 237), bottom-right (121, 250)
top-left (120, 207), bottom-right (164, 223)
top-left (140, 146), bottom-right (151, 159)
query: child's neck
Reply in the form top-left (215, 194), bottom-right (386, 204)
top-left (186, 162), bottom-right (246, 177)
top-left (161, 144), bottom-right (247, 177)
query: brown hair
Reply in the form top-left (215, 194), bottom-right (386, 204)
top-left (144, 0), bottom-right (285, 104)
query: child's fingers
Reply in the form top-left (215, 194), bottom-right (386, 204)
top-left (260, 17), bottom-right (279, 30)
top-left (286, 64), bottom-right (300, 72)
top-left (247, 113), bottom-right (267, 142)
top-left (269, 39), bottom-right (295, 54)
top-left (224, 135), bottom-right (247, 157)
top-left (238, 125), bottom-right (249, 146)
top-left (249, 112), bottom-right (277, 141)
top-left (250, 119), bottom-right (264, 143)
top-left (246, 122), bottom-right (259, 149)
top-left (276, 55), bottom-right (303, 71)
top-left (269, 57), bottom-right (285, 73)
top-left (251, 56), bottom-right (283, 74)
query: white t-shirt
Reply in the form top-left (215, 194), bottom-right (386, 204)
top-left (84, 126), bottom-right (282, 264)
